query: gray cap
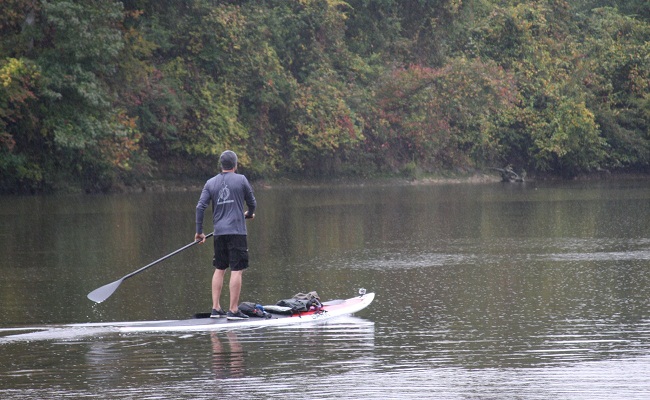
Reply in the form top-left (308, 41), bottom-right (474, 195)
top-left (220, 150), bottom-right (238, 170)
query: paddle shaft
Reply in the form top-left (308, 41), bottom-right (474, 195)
top-left (87, 232), bottom-right (214, 303)
top-left (122, 232), bottom-right (214, 281)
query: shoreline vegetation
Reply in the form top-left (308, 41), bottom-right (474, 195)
top-left (2, 2), bottom-right (648, 195)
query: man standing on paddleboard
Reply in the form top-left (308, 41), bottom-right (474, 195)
top-left (195, 150), bottom-right (256, 320)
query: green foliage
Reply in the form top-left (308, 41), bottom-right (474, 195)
top-left (530, 96), bottom-right (605, 173)
top-left (37, 0), bottom-right (141, 191)
top-left (0, 57), bottom-right (40, 140)
top-left (289, 70), bottom-right (364, 172)
top-left (189, 78), bottom-right (248, 159)
top-left (0, 57), bottom-right (43, 191)
top-left (1, 0), bottom-right (649, 192)
top-left (343, 0), bottom-right (404, 57)
top-left (0, 1), bottom-right (153, 192)
top-left (579, 7), bottom-right (650, 169)
top-left (0, 0), bottom-right (40, 57)
top-left (469, 0), bottom-right (621, 175)
top-left (367, 58), bottom-right (519, 172)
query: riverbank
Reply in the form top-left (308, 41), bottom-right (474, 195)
top-left (109, 171), bottom-right (501, 194)
top-left (6, 169), bottom-right (649, 196)
top-left (115, 169), bottom-right (650, 194)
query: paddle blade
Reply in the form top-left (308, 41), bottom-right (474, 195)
top-left (87, 279), bottom-right (124, 303)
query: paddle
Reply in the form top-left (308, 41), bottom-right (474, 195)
top-left (87, 232), bottom-right (214, 303)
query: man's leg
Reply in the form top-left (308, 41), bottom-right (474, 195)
top-left (212, 268), bottom-right (226, 310)
top-left (228, 270), bottom-right (243, 313)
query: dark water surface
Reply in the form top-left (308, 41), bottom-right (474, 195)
top-left (1, 179), bottom-right (650, 399)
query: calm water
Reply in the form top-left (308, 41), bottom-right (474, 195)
top-left (1, 179), bottom-right (650, 399)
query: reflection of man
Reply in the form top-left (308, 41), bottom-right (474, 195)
top-left (195, 150), bottom-right (256, 320)
top-left (211, 332), bottom-right (244, 379)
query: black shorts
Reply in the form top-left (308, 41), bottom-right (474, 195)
top-left (213, 235), bottom-right (249, 271)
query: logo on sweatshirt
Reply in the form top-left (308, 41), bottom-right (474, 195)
top-left (218, 183), bottom-right (234, 205)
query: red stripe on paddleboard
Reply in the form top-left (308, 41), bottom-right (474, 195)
top-left (289, 297), bottom-right (364, 317)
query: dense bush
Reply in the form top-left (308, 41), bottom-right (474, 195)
top-left (1, 0), bottom-right (648, 192)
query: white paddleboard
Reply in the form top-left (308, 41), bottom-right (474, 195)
top-left (118, 292), bottom-right (375, 333)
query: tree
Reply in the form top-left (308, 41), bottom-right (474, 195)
top-left (0, 57), bottom-right (42, 191)
top-left (366, 58), bottom-right (519, 172)
top-left (471, 0), bottom-right (609, 175)
top-left (579, 7), bottom-right (650, 170)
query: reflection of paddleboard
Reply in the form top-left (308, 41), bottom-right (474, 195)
top-left (118, 292), bottom-right (375, 333)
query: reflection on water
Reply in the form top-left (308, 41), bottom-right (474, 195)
top-left (2, 180), bottom-right (650, 398)
top-left (0, 317), bottom-right (377, 399)
top-left (211, 331), bottom-right (245, 379)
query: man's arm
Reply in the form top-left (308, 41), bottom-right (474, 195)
top-left (243, 178), bottom-right (256, 218)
